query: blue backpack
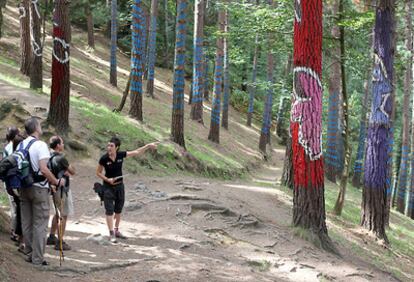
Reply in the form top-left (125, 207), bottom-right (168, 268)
top-left (0, 139), bottom-right (45, 194)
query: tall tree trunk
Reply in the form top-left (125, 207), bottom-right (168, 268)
top-left (259, 0), bottom-right (275, 155)
top-left (109, 0), bottom-right (117, 87)
top-left (163, 0), bottom-right (170, 68)
top-left (29, 0), bottom-right (43, 90)
top-left (203, 54), bottom-right (210, 101)
top-left (143, 8), bottom-right (150, 80)
top-left (333, 0), bottom-right (351, 215)
top-left (281, 136), bottom-right (294, 189)
top-left (146, 0), bottom-right (159, 98)
top-left (276, 96), bottom-right (289, 145)
top-left (246, 33), bottom-right (259, 127)
top-left (190, 0), bottom-right (204, 123)
top-left (105, 0), bottom-right (111, 38)
top-left (395, 0), bottom-right (412, 214)
top-left (291, 0), bottom-right (334, 251)
top-left (221, 8), bottom-right (230, 130)
top-left (207, 3), bottom-right (225, 144)
top-left (19, 0), bottom-right (31, 76)
top-left (361, 0), bottom-right (395, 244)
top-left (0, 0), bottom-right (5, 39)
top-left (129, 0), bottom-right (144, 121)
top-left (325, 0), bottom-right (341, 183)
top-left (85, 2), bottom-right (95, 49)
top-left (170, 0), bottom-right (188, 148)
top-left (48, 0), bottom-right (71, 134)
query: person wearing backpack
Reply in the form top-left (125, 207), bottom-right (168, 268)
top-left (46, 136), bottom-right (75, 251)
top-left (20, 118), bottom-right (66, 266)
top-left (96, 137), bottom-right (158, 243)
top-left (2, 127), bottom-right (23, 246)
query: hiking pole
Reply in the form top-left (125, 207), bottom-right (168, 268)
top-left (58, 187), bottom-right (66, 265)
top-left (51, 187), bottom-right (64, 266)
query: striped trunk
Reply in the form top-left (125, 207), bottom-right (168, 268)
top-left (29, 0), bottom-right (43, 90)
top-left (109, 0), bottom-right (117, 86)
top-left (146, 0), bottom-right (159, 98)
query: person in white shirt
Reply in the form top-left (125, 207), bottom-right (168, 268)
top-left (20, 118), bottom-right (66, 266)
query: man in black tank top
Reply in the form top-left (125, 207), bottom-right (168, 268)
top-left (96, 137), bottom-right (158, 243)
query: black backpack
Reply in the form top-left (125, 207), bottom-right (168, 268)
top-left (0, 139), bottom-right (45, 194)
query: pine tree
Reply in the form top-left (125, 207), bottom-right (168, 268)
top-left (208, 3), bottom-right (226, 144)
top-left (170, 0), bottom-right (188, 147)
top-left (48, 0), bottom-right (71, 133)
top-left (129, 0), bottom-right (144, 121)
top-left (221, 8), bottom-right (230, 130)
top-left (190, 0), bottom-right (205, 123)
top-left (146, 0), bottom-right (159, 98)
top-left (109, 0), bottom-right (117, 87)
top-left (29, 0), bottom-right (43, 90)
top-left (19, 0), bottom-right (31, 76)
top-left (85, 1), bottom-right (95, 49)
top-left (361, 0), bottom-right (395, 244)
top-left (247, 33), bottom-right (259, 127)
top-left (291, 0), bottom-right (333, 250)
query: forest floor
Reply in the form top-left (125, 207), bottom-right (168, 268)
top-left (1, 1), bottom-right (414, 281)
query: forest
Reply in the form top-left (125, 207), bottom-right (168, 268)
top-left (0, 0), bottom-right (413, 281)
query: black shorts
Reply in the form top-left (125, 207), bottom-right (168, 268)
top-left (103, 183), bottom-right (125, 215)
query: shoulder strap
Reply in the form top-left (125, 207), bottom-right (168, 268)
top-left (21, 138), bottom-right (38, 158)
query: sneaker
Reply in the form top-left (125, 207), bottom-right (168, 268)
top-left (54, 241), bottom-right (71, 251)
top-left (47, 234), bottom-right (58, 246)
top-left (115, 230), bottom-right (127, 239)
top-left (109, 235), bottom-right (118, 243)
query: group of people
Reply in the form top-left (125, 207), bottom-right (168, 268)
top-left (1, 117), bottom-right (158, 266)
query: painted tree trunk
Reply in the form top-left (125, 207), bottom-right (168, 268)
top-left (221, 9), bottom-right (230, 130)
top-left (19, 0), bottom-right (31, 76)
top-left (163, 0), bottom-right (170, 68)
top-left (170, 0), bottom-right (188, 148)
top-left (203, 54), bottom-right (210, 101)
top-left (333, 0), bottom-right (351, 215)
top-left (207, 4), bottom-right (225, 144)
top-left (325, 0), bottom-right (341, 183)
top-left (281, 136), bottom-right (294, 189)
top-left (48, 0), bottom-right (71, 134)
top-left (85, 3), bottom-right (95, 49)
top-left (29, 0), bottom-right (43, 90)
top-left (109, 0), bottom-right (117, 87)
top-left (190, 0), bottom-right (204, 123)
top-left (129, 0), bottom-right (144, 121)
top-left (361, 0), bottom-right (395, 244)
top-left (246, 33), bottom-right (259, 127)
top-left (291, 0), bottom-right (333, 251)
top-left (395, 0), bottom-right (412, 214)
top-left (276, 96), bottom-right (289, 145)
top-left (143, 9), bottom-right (150, 80)
top-left (145, 0), bottom-right (158, 98)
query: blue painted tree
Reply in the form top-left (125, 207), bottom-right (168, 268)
top-left (170, 0), bottom-right (188, 147)
top-left (129, 0), bottom-right (144, 121)
top-left (208, 2), bottom-right (226, 143)
top-left (146, 0), bottom-right (159, 98)
top-left (190, 0), bottom-right (205, 123)
top-left (110, 0), bottom-right (117, 86)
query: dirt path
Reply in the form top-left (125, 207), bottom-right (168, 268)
top-left (1, 149), bottom-right (398, 282)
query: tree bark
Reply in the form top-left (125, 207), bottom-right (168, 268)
top-left (29, 0), bottom-right (43, 90)
top-left (129, 0), bottom-right (144, 121)
top-left (114, 72), bottom-right (131, 113)
top-left (190, 0), bottom-right (204, 123)
top-left (281, 135), bottom-right (293, 189)
top-left (203, 53), bottom-right (210, 101)
top-left (361, 0), bottom-right (395, 244)
top-left (19, 0), bottom-right (31, 76)
top-left (207, 3), bottom-right (225, 144)
top-left (146, 0), bottom-right (159, 98)
top-left (163, 0), bottom-right (170, 68)
top-left (276, 96), bottom-right (289, 145)
top-left (247, 33), bottom-right (259, 127)
top-left (0, 0), bottom-right (5, 39)
top-left (109, 0), bottom-right (117, 87)
top-left (85, 2), bottom-right (95, 49)
top-left (143, 8), bottom-right (150, 80)
top-left (291, 0), bottom-right (334, 252)
top-left (48, 0), bottom-right (71, 134)
top-left (221, 8), bottom-right (230, 130)
top-left (333, 0), bottom-right (351, 215)
top-left (325, 0), bottom-right (341, 183)
top-left (170, 0), bottom-right (188, 148)
top-left (395, 0), bottom-right (412, 214)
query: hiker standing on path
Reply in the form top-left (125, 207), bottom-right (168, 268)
top-left (96, 137), bottom-right (158, 243)
top-left (20, 118), bottom-right (66, 266)
top-left (2, 127), bottom-right (24, 247)
top-left (46, 136), bottom-right (76, 251)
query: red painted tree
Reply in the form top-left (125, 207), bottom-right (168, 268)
top-left (291, 0), bottom-right (333, 250)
